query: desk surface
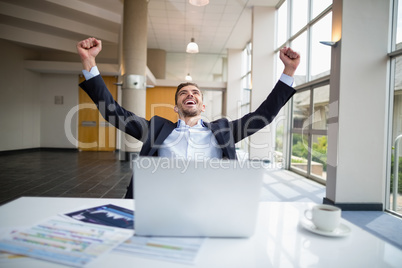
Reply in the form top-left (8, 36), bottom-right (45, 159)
top-left (0, 197), bottom-right (401, 267)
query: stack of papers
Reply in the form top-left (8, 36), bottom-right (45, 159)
top-left (0, 204), bottom-right (205, 267)
top-left (0, 217), bottom-right (133, 267)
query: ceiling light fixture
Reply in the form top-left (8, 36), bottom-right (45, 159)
top-left (189, 0), bottom-right (209, 6)
top-left (185, 73), bottom-right (193, 81)
top-left (186, 37), bottom-right (199, 53)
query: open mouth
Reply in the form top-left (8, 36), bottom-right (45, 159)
top-left (184, 99), bottom-right (196, 105)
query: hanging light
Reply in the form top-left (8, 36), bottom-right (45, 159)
top-left (185, 73), bottom-right (193, 81)
top-left (186, 38), bottom-right (199, 53)
top-left (189, 0), bottom-right (209, 6)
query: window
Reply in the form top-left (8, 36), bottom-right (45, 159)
top-left (275, 0), bottom-right (331, 183)
top-left (277, 1), bottom-right (288, 48)
top-left (290, 84), bottom-right (329, 183)
top-left (311, 12), bottom-right (332, 80)
top-left (388, 0), bottom-right (402, 216)
top-left (395, 0), bottom-right (402, 46)
top-left (311, 0), bottom-right (332, 19)
top-left (240, 42), bottom-right (252, 156)
top-left (291, 0), bottom-right (308, 35)
top-left (291, 31), bottom-right (308, 85)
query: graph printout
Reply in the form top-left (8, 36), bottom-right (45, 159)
top-left (64, 204), bottom-right (134, 229)
top-left (115, 236), bottom-right (205, 264)
top-left (0, 217), bottom-right (134, 267)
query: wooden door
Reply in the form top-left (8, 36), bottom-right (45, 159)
top-left (78, 76), bottom-right (117, 151)
top-left (146, 86), bottom-right (178, 122)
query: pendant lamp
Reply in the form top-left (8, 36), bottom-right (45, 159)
top-left (189, 0), bottom-right (209, 6)
top-left (186, 38), bottom-right (199, 53)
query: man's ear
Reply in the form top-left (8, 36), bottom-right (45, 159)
top-left (174, 105), bottom-right (178, 113)
top-left (201, 104), bottom-right (206, 113)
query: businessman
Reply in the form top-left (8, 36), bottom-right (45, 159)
top-left (77, 37), bottom-right (300, 198)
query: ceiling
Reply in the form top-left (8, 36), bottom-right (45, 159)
top-left (0, 0), bottom-right (280, 82)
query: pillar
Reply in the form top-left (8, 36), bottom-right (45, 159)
top-left (226, 49), bottom-right (242, 121)
top-left (249, 6), bottom-right (276, 161)
top-left (120, 0), bottom-right (148, 159)
top-left (325, 0), bottom-right (391, 210)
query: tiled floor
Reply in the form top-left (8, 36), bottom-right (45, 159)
top-left (0, 150), bottom-right (132, 205)
top-left (0, 149), bottom-right (401, 249)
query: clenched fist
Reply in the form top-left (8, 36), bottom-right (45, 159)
top-left (77, 37), bottom-right (102, 72)
top-left (279, 47), bottom-right (300, 77)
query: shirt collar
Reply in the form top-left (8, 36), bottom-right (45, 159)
top-left (177, 119), bottom-right (206, 129)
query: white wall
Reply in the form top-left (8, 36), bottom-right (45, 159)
top-left (0, 39), bottom-right (79, 151)
top-left (40, 73), bottom-right (78, 149)
top-left (0, 39), bottom-right (41, 151)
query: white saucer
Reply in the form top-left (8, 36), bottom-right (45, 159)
top-left (300, 219), bottom-right (351, 237)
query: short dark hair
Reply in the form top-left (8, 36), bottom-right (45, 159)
top-left (174, 82), bottom-right (200, 105)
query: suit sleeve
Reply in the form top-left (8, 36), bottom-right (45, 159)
top-left (230, 80), bottom-right (296, 143)
top-left (79, 75), bottom-right (149, 142)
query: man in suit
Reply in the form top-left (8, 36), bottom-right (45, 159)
top-left (77, 37), bottom-right (300, 198)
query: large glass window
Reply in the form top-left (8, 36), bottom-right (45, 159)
top-left (290, 84), bottom-right (329, 182)
top-left (240, 42), bottom-right (252, 156)
top-left (311, 12), bottom-right (332, 80)
top-left (291, 31), bottom-right (308, 85)
top-left (312, 0), bottom-right (333, 19)
top-left (291, 90), bottom-right (310, 176)
top-left (388, 0), bottom-right (402, 216)
top-left (390, 55), bottom-right (402, 215)
top-left (312, 85), bottom-right (329, 131)
top-left (277, 1), bottom-right (288, 47)
top-left (396, 0), bottom-right (402, 45)
top-left (276, 0), bottom-right (331, 183)
top-left (241, 43), bottom-right (252, 116)
top-left (291, 0), bottom-right (308, 35)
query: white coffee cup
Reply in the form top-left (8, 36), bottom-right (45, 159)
top-left (304, 204), bottom-right (341, 232)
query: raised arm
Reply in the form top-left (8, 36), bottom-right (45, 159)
top-left (76, 37), bottom-right (102, 72)
top-left (229, 47), bottom-right (300, 142)
top-left (77, 38), bottom-right (152, 142)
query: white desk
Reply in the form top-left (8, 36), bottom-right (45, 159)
top-left (0, 197), bottom-right (401, 267)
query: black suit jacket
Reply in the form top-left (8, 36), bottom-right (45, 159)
top-left (79, 75), bottom-right (296, 160)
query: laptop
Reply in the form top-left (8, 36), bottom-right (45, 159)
top-left (133, 157), bottom-right (264, 237)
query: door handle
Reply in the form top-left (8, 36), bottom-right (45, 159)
top-left (81, 121), bottom-right (97, 127)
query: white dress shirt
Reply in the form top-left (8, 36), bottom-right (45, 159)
top-left (158, 119), bottom-right (222, 160)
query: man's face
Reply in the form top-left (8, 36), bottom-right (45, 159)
top-left (175, 85), bottom-right (205, 117)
